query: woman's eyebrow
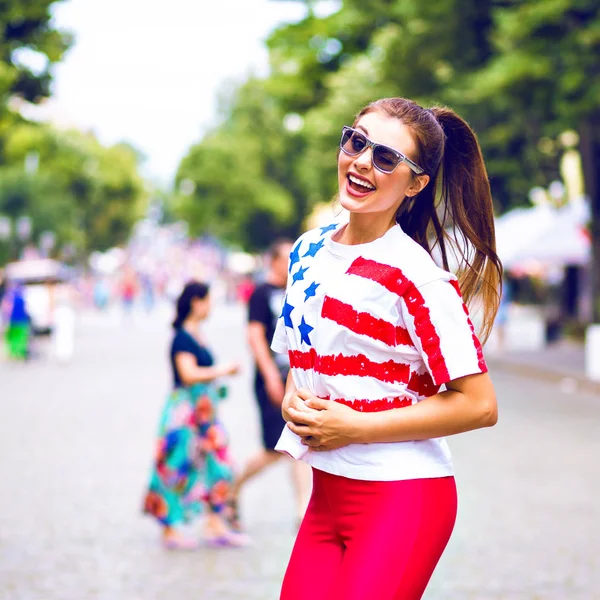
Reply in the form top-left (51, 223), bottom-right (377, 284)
top-left (356, 125), bottom-right (369, 135)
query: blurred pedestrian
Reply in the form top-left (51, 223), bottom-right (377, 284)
top-left (237, 275), bottom-right (255, 304)
top-left (140, 272), bottom-right (155, 312)
top-left (3, 283), bottom-right (31, 360)
top-left (230, 240), bottom-right (311, 531)
top-left (53, 282), bottom-right (77, 363)
top-left (274, 98), bottom-right (502, 599)
top-left (92, 277), bottom-right (110, 311)
top-left (494, 276), bottom-right (512, 352)
top-left (120, 267), bottom-right (138, 317)
top-left (143, 281), bottom-right (249, 549)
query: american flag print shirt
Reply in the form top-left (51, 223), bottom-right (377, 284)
top-left (272, 222), bottom-right (488, 482)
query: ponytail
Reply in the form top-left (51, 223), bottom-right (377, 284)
top-left (429, 107), bottom-right (502, 343)
top-left (357, 98), bottom-right (502, 342)
top-left (172, 281), bottom-right (210, 329)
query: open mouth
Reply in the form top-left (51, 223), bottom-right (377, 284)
top-left (347, 173), bottom-right (376, 194)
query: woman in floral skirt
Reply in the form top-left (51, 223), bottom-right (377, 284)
top-left (143, 281), bottom-right (248, 549)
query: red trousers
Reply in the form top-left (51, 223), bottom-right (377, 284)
top-left (281, 468), bottom-right (457, 600)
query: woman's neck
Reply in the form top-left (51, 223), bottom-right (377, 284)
top-left (336, 214), bottom-right (397, 245)
top-left (182, 318), bottom-right (199, 334)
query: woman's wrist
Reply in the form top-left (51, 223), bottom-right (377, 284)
top-left (353, 411), bottom-right (384, 444)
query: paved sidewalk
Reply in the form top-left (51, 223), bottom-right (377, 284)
top-left (1, 305), bottom-right (599, 598)
top-left (487, 339), bottom-right (600, 394)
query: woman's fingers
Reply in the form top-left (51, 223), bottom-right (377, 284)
top-left (301, 436), bottom-right (322, 447)
top-left (287, 421), bottom-right (313, 437)
top-left (287, 407), bottom-right (318, 425)
top-left (304, 396), bottom-right (330, 410)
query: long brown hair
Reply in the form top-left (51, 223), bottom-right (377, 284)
top-left (354, 98), bottom-right (502, 342)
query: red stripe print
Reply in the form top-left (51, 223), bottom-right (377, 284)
top-left (321, 296), bottom-right (413, 348)
top-left (347, 257), bottom-right (450, 385)
top-left (288, 349), bottom-right (410, 383)
top-left (449, 280), bottom-right (487, 373)
top-left (288, 348), bottom-right (317, 370)
top-left (346, 257), bottom-right (411, 295)
top-left (408, 370), bottom-right (439, 398)
top-left (324, 395), bottom-right (413, 413)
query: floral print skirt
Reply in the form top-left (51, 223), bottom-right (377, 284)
top-left (143, 383), bottom-right (234, 527)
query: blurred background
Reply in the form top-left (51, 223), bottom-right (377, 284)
top-left (0, 1), bottom-right (599, 599)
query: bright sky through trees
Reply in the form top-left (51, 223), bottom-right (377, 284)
top-left (46, 0), bottom-right (340, 183)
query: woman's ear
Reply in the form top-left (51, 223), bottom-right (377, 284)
top-left (406, 174), bottom-right (430, 197)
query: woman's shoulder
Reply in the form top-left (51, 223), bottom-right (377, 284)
top-left (171, 328), bottom-right (199, 353)
top-left (370, 226), bottom-right (456, 289)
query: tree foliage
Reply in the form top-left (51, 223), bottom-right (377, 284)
top-left (174, 79), bottom-right (299, 251)
top-left (0, 1), bottom-right (148, 261)
top-left (0, 0), bottom-right (71, 123)
top-left (174, 0), bottom-right (600, 251)
top-left (0, 124), bottom-right (146, 255)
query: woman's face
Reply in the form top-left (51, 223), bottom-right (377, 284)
top-left (190, 294), bottom-right (210, 321)
top-left (337, 111), bottom-right (428, 220)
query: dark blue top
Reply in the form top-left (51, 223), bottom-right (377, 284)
top-left (170, 328), bottom-right (214, 388)
top-left (10, 289), bottom-right (29, 324)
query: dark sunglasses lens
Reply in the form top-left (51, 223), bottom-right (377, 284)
top-left (341, 129), bottom-right (367, 155)
top-left (373, 146), bottom-right (399, 172)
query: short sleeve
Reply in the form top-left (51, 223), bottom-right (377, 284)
top-left (172, 330), bottom-right (197, 356)
top-left (248, 285), bottom-right (271, 326)
top-left (399, 278), bottom-right (487, 386)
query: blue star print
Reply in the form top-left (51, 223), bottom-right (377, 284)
top-left (281, 299), bottom-right (294, 328)
top-left (304, 281), bottom-right (320, 301)
top-left (302, 238), bottom-right (324, 258)
top-left (298, 316), bottom-right (314, 346)
top-left (319, 223), bottom-right (338, 235)
top-left (292, 265), bottom-right (309, 285)
top-left (289, 241), bottom-right (301, 273)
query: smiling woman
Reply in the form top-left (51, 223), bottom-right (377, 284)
top-left (271, 97), bottom-right (502, 600)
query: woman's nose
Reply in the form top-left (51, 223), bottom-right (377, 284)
top-left (353, 147), bottom-right (373, 170)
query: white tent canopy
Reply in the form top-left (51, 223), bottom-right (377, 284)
top-left (495, 197), bottom-right (589, 270)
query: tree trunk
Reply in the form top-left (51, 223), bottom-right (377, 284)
top-left (579, 116), bottom-right (600, 322)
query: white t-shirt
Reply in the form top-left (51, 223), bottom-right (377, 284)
top-left (271, 222), bottom-right (487, 482)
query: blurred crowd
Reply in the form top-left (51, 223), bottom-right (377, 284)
top-left (0, 222), bottom-right (262, 365)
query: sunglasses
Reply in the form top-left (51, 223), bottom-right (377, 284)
top-left (339, 126), bottom-right (425, 175)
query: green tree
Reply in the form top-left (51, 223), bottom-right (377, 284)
top-left (462, 1), bottom-right (600, 315)
top-left (177, 0), bottom-right (599, 257)
top-left (174, 79), bottom-right (301, 250)
top-left (0, 124), bottom-right (147, 255)
top-left (0, 0), bottom-right (71, 144)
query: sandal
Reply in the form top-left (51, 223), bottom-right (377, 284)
top-left (162, 533), bottom-right (200, 551)
top-left (225, 498), bottom-right (243, 533)
top-left (203, 530), bottom-right (252, 548)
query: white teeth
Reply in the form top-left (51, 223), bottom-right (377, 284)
top-left (349, 174), bottom-right (375, 190)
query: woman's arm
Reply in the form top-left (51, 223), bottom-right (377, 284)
top-left (286, 372), bottom-right (497, 451)
top-left (175, 352), bottom-right (239, 386)
top-left (359, 372), bottom-right (497, 443)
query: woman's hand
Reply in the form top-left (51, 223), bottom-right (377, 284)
top-left (285, 389), bottom-right (363, 452)
top-left (221, 361), bottom-right (241, 377)
top-left (281, 388), bottom-right (312, 422)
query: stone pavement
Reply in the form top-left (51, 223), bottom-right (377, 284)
top-left (0, 303), bottom-right (599, 599)
top-left (487, 339), bottom-right (598, 393)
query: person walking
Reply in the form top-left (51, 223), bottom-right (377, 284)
top-left (273, 98), bottom-right (502, 599)
top-left (143, 281), bottom-right (249, 549)
top-left (3, 283), bottom-right (31, 360)
top-left (230, 240), bottom-right (311, 530)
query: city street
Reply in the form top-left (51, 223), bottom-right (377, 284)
top-left (0, 302), bottom-right (599, 600)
